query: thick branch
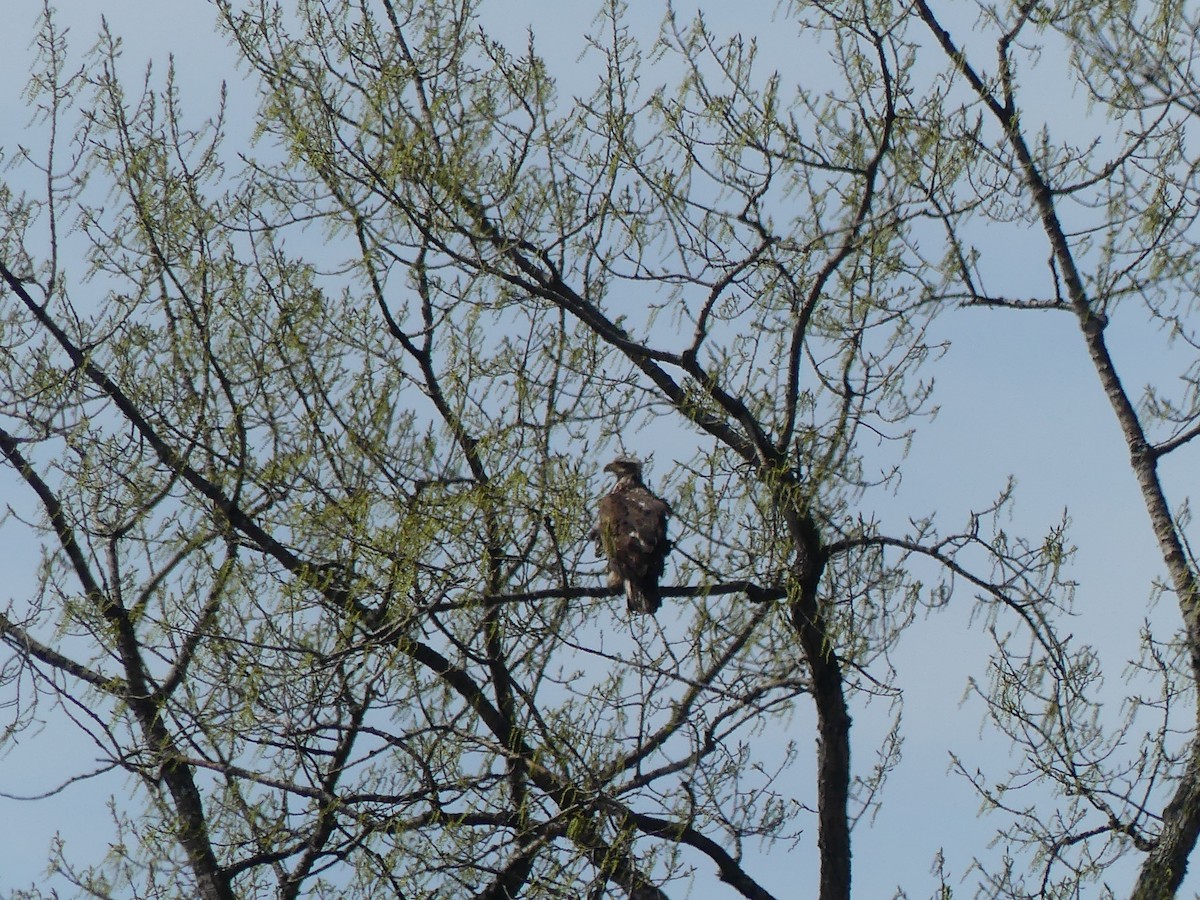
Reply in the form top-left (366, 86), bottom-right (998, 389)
top-left (629, 809), bottom-right (779, 900)
top-left (915, 5), bottom-right (1200, 895)
top-left (0, 420), bottom-right (234, 900)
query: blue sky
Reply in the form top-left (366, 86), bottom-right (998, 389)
top-left (0, 1), bottom-right (1193, 897)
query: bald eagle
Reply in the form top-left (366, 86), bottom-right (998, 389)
top-left (595, 457), bottom-right (671, 615)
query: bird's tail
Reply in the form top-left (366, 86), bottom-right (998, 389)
top-left (625, 582), bottom-right (661, 615)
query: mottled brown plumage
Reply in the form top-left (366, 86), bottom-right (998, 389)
top-left (595, 457), bottom-right (671, 614)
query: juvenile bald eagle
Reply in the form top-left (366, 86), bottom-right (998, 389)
top-left (595, 457), bottom-right (671, 615)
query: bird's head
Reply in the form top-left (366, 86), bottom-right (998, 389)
top-left (604, 456), bottom-right (643, 479)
